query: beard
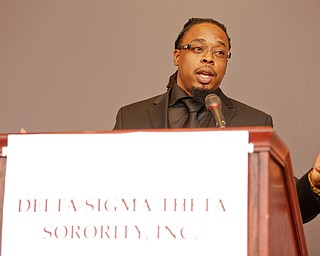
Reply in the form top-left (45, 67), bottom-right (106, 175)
top-left (191, 87), bottom-right (217, 106)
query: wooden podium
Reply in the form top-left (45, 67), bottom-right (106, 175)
top-left (0, 127), bottom-right (308, 255)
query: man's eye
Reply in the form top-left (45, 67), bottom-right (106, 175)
top-left (214, 50), bottom-right (226, 57)
top-left (191, 46), bottom-right (204, 53)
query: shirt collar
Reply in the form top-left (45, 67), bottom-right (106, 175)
top-left (168, 83), bottom-right (223, 107)
top-left (168, 84), bottom-right (191, 107)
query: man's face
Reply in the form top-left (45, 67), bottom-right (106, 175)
top-left (173, 23), bottom-right (230, 96)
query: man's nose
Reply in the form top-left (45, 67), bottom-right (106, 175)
top-left (201, 56), bottom-right (214, 65)
top-left (201, 51), bottom-right (214, 65)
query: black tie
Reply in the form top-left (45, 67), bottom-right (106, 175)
top-left (183, 98), bottom-right (202, 128)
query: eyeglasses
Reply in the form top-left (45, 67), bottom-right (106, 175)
top-left (178, 43), bottom-right (231, 60)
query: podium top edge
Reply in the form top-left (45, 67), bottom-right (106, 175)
top-left (0, 126), bottom-right (273, 136)
top-left (0, 126), bottom-right (276, 148)
top-left (0, 127), bottom-right (287, 168)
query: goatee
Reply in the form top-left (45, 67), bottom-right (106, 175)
top-left (191, 87), bottom-right (216, 106)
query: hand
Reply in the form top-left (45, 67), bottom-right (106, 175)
top-left (19, 128), bottom-right (27, 133)
top-left (310, 152), bottom-right (320, 186)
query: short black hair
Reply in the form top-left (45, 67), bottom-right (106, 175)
top-left (174, 17), bottom-right (231, 50)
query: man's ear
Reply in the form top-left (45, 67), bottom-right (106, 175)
top-left (173, 49), bottom-right (180, 66)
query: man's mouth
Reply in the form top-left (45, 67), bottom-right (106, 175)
top-left (195, 68), bottom-right (215, 84)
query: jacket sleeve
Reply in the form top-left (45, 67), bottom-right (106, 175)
top-left (296, 171), bottom-right (320, 223)
top-left (265, 115), bottom-right (273, 126)
top-left (113, 108), bottom-right (122, 130)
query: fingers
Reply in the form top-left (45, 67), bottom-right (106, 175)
top-left (19, 128), bottom-right (27, 134)
top-left (314, 152), bottom-right (320, 172)
top-left (310, 153), bottom-right (320, 186)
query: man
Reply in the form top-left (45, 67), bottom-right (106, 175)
top-left (113, 17), bottom-right (320, 223)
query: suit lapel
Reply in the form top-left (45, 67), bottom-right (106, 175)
top-left (147, 91), bottom-right (169, 128)
top-left (218, 89), bottom-right (237, 125)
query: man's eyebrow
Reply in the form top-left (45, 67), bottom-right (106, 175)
top-left (189, 38), bottom-right (207, 44)
top-left (215, 40), bottom-right (228, 48)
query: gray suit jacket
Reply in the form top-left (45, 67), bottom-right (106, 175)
top-left (113, 88), bottom-right (273, 130)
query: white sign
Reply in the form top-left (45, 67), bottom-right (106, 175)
top-left (2, 131), bottom-right (250, 256)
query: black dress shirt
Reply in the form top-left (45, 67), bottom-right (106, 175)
top-left (168, 84), bottom-right (215, 128)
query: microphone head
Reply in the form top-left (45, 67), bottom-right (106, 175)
top-left (205, 93), bottom-right (226, 128)
top-left (205, 94), bottom-right (222, 109)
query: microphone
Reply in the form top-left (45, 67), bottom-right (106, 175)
top-left (205, 94), bottom-right (226, 128)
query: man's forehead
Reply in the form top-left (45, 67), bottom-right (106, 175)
top-left (183, 24), bottom-right (229, 47)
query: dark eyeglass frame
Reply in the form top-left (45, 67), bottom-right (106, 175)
top-left (178, 43), bottom-right (231, 60)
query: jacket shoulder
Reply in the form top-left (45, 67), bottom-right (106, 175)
top-left (220, 91), bottom-right (273, 127)
top-left (119, 92), bottom-right (166, 113)
top-left (113, 92), bottom-right (168, 130)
